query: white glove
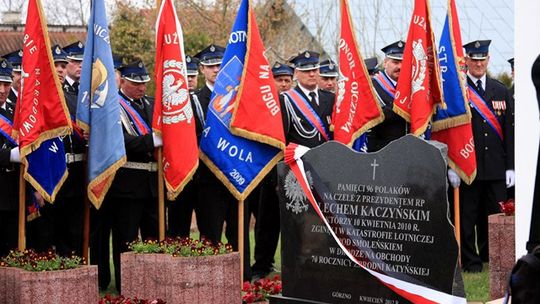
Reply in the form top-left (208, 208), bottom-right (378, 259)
top-left (10, 147), bottom-right (21, 163)
top-left (152, 132), bottom-right (163, 148)
top-left (506, 170), bottom-right (515, 188)
top-left (447, 168), bottom-right (461, 188)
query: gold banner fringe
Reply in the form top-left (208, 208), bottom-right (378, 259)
top-left (165, 159), bottom-right (199, 201)
top-left (88, 155), bottom-right (127, 209)
top-left (200, 150), bottom-right (283, 201)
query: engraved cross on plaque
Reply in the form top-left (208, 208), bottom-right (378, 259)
top-left (371, 159), bottom-right (379, 180)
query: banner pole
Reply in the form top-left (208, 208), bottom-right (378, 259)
top-left (158, 147), bottom-right (165, 241)
top-left (82, 150), bottom-right (90, 264)
top-left (239, 199), bottom-right (245, 284)
top-left (18, 164), bottom-right (26, 251)
top-left (453, 186), bottom-right (461, 266)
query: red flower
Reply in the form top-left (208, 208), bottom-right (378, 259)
top-left (499, 198), bottom-right (515, 216)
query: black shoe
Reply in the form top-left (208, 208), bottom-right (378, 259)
top-left (463, 264), bottom-right (483, 273)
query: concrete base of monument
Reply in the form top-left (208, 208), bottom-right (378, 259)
top-left (269, 295), bottom-right (329, 304)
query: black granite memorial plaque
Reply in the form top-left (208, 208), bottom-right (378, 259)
top-left (271, 135), bottom-right (464, 304)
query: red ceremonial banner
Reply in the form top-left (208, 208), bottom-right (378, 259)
top-left (229, 7), bottom-right (286, 150)
top-left (393, 0), bottom-right (444, 136)
top-left (332, 0), bottom-right (384, 146)
top-left (12, 0), bottom-right (72, 152)
top-left (153, 0), bottom-right (198, 200)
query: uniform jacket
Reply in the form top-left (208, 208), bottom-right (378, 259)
top-left (0, 102), bottom-right (21, 211)
top-left (467, 76), bottom-right (513, 180)
top-left (367, 72), bottom-right (409, 152)
top-left (56, 89), bottom-right (86, 199)
top-left (109, 91), bottom-right (158, 198)
top-left (279, 86), bottom-right (334, 148)
top-left (194, 84), bottom-right (219, 185)
top-left (7, 88), bottom-right (17, 105)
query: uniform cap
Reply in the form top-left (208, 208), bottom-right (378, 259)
top-left (381, 40), bottom-right (405, 60)
top-left (463, 40), bottom-right (491, 60)
top-left (364, 57), bottom-right (379, 74)
top-left (289, 50), bottom-right (320, 71)
top-left (119, 60), bottom-right (150, 83)
top-left (319, 59), bottom-right (338, 77)
top-left (194, 44), bottom-right (225, 66)
top-left (112, 54), bottom-right (124, 70)
top-left (2, 49), bottom-right (22, 72)
top-left (185, 55), bottom-right (200, 76)
top-left (51, 44), bottom-right (68, 63)
top-left (508, 58), bottom-right (514, 70)
top-left (63, 41), bottom-right (85, 61)
top-left (0, 59), bottom-right (13, 83)
top-left (271, 61), bottom-right (293, 77)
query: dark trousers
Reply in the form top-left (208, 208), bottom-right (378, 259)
top-left (90, 196), bottom-right (158, 292)
top-left (167, 181), bottom-right (198, 238)
top-left (460, 179), bottom-right (506, 269)
top-left (251, 174), bottom-right (281, 275)
top-left (196, 179), bottom-right (251, 280)
top-left (0, 210), bottom-right (18, 257)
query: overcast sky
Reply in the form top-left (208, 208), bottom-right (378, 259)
top-left (0, 0), bottom-right (514, 74)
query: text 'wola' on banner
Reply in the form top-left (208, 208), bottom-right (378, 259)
top-left (199, 0), bottom-right (285, 200)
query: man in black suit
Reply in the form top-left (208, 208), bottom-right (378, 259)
top-left (367, 40), bottom-right (408, 152)
top-left (250, 62), bottom-right (295, 281)
top-left (93, 60), bottom-right (161, 291)
top-left (0, 59), bottom-right (20, 256)
top-left (1, 49), bottom-right (22, 105)
top-left (280, 50), bottom-right (335, 148)
top-left (457, 40), bottom-right (513, 272)
top-left (62, 41), bottom-right (84, 95)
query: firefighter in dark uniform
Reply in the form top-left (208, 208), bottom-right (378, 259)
top-left (367, 40), bottom-right (408, 152)
top-left (96, 60), bottom-right (161, 291)
top-left (0, 59), bottom-right (21, 256)
top-left (1, 49), bottom-right (22, 105)
top-left (167, 54), bottom-right (203, 238)
top-left (250, 62), bottom-right (294, 280)
top-left (194, 44), bottom-right (251, 280)
top-left (25, 44), bottom-right (87, 256)
top-left (457, 40), bottom-right (513, 273)
top-left (280, 50), bottom-right (335, 148)
top-left (62, 41), bottom-right (84, 95)
top-left (318, 59), bottom-right (338, 93)
top-left (90, 55), bottom-right (125, 291)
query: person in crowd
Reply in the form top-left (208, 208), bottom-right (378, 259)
top-left (1, 49), bottom-right (22, 105)
top-left (450, 40), bottom-right (513, 273)
top-left (280, 50), bottom-right (334, 147)
top-left (318, 58), bottom-right (338, 93)
top-left (271, 61), bottom-right (294, 93)
top-left (367, 40), bottom-right (408, 152)
top-left (0, 58), bottom-right (21, 257)
top-left (62, 41), bottom-right (84, 95)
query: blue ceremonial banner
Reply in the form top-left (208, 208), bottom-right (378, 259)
top-left (77, 0), bottom-right (126, 208)
top-left (26, 138), bottom-right (66, 196)
top-left (433, 10), bottom-right (469, 130)
top-left (199, 0), bottom-right (282, 200)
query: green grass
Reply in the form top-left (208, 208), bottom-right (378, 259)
top-left (100, 230), bottom-right (489, 302)
top-left (462, 263), bottom-right (490, 302)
